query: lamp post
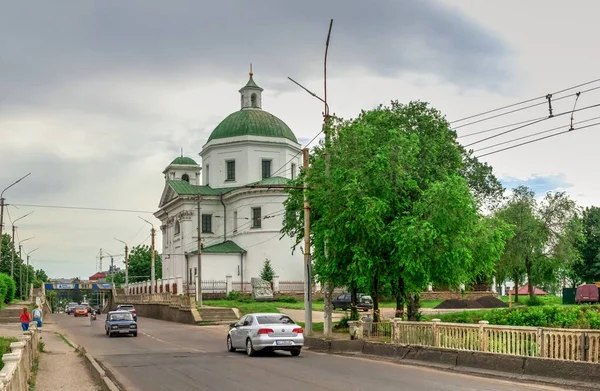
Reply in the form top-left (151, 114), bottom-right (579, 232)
top-left (139, 217), bottom-right (156, 294)
top-left (26, 247), bottom-right (39, 300)
top-left (114, 238), bottom-right (129, 290)
top-left (18, 237), bottom-right (34, 299)
top-left (11, 211), bottom-right (34, 279)
top-left (0, 173), bottom-right (31, 261)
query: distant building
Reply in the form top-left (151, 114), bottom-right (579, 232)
top-left (89, 272), bottom-right (107, 283)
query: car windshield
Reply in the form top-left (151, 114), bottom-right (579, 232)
top-left (256, 315), bottom-right (295, 325)
top-left (76, 306), bottom-right (86, 309)
top-left (119, 306), bottom-right (134, 309)
top-left (68, 303), bottom-right (77, 307)
top-left (110, 313), bottom-right (133, 321)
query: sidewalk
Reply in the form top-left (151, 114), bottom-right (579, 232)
top-left (34, 316), bottom-right (101, 391)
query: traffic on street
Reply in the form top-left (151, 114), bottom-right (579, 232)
top-left (53, 314), bottom-right (571, 391)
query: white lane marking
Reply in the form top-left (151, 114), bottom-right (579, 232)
top-left (140, 331), bottom-right (206, 353)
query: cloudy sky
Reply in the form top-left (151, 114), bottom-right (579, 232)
top-left (1, 0), bottom-right (599, 278)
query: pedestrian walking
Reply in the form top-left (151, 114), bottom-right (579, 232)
top-left (20, 307), bottom-right (32, 331)
top-left (32, 304), bottom-right (43, 328)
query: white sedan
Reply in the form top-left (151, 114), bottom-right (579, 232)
top-left (227, 313), bottom-right (304, 356)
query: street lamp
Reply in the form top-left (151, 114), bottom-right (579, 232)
top-left (26, 247), bottom-right (39, 300)
top-left (11, 211), bottom-right (34, 279)
top-left (0, 173), bottom-right (32, 260)
top-left (138, 216), bottom-right (156, 294)
top-left (114, 238), bottom-right (129, 290)
top-left (18, 237), bottom-right (34, 298)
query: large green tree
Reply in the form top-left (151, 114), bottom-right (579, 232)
top-left (574, 206), bottom-right (600, 283)
top-left (496, 186), bottom-right (579, 300)
top-left (282, 101), bottom-right (511, 331)
top-left (127, 245), bottom-right (162, 283)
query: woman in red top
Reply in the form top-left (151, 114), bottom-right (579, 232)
top-left (20, 307), bottom-right (31, 331)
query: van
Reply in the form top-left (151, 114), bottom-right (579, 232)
top-left (575, 284), bottom-right (599, 304)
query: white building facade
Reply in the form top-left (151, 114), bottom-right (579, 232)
top-left (154, 72), bottom-right (304, 294)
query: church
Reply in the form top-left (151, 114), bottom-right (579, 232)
top-left (155, 71), bottom-right (304, 294)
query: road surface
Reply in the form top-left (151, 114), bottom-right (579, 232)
top-left (52, 314), bottom-right (569, 391)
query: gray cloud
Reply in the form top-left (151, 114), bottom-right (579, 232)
top-left (0, 0), bottom-right (509, 108)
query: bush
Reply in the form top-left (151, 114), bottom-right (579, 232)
top-left (0, 274), bottom-right (16, 304)
top-left (525, 295), bottom-right (544, 307)
top-left (225, 291), bottom-right (251, 302)
top-left (276, 296), bottom-right (297, 303)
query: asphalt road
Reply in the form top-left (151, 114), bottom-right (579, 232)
top-left (52, 314), bottom-right (569, 391)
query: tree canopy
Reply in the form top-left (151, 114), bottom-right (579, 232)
top-left (282, 101), bottom-right (511, 329)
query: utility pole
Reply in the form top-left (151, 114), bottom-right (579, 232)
top-left (138, 217), bottom-right (156, 294)
top-left (99, 248), bottom-right (103, 272)
top-left (12, 211), bottom-right (34, 279)
top-left (302, 148), bottom-right (312, 335)
top-left (116, 238), bottom-right (129, 289)
top-left (0, 173), bottom-right (31, 261)
top-left (197, 195), bottom-right (203, 307)
top-left (18, 237), bottom-right (33, 299)
top-left (26, 247), bottom-right (39, 299)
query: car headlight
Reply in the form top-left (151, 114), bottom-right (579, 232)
top-left (130, 324), bottom-right (137, 328)
top-left (111, 325), bottom-right (118, 329)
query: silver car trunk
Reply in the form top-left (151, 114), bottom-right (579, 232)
top-left (261, 323), bottom-right (299, 338)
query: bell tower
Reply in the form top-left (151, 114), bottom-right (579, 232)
top-left (239, 64), bottom-right (263, 110)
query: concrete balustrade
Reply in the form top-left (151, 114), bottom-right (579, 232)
top-left (0, 327), bottom-right (41, 390)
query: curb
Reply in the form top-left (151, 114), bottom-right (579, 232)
top-left (58, 333), bottom-right (121, 391)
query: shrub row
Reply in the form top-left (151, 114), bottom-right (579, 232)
top-left (0, 274), bottom-right (16, 305)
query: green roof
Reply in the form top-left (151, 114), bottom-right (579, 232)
top-left (203, 240), bottom-right (246, 254)
top-left (170, 156), bottom-right (197, 165)
top-left (207, 110), bottom-right (298, 143)
top-left (240, 74), bottom-right (263, 90)
top-left (167, 180), bottom-right (239, 197)
top-left (248, 176), bottom-right (291, 186)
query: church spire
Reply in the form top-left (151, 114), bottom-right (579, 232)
top-left (239, 65), bottom-right (264, 110)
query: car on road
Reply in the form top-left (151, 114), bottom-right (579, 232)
top-left (227, 313), bottom-right (303, 357)
top-left (105, 310), bottom-right (138, 337)
top-left (332, 293), bottom-right (373, 311)
top-left (73, 305), bottom-right (89, 317)
top-left (116, 304), bottom-right (137, 321)
top-left (65, 302), bottom-right (78, 315)
top-left (81, 302), bottom-right (92, 313)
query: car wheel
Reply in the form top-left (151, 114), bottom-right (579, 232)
top-left (246, 338), bottom-right (256, 357)
top-left (108, 332), bottom-right (113, 338)
top-left (332, 305), bottom-right (337, 310)
top-left (132, 332), bottom-right (137, 337)
top-left (290, 348), bottom-right (301, 357)
top-left (227, 336), bottom-right (236, 352)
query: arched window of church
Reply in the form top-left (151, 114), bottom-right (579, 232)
top-left (251, 93), bottom-right (257, 108)
top-left (174, 221), bottom-right (180, 235)
top-left (182, 174), bottom-right (190, 182)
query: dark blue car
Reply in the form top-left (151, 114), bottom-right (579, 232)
top-left (105, 310), bottom-right (138, 337)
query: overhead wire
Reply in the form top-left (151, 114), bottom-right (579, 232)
top-left (9, 203), bottom-right (154, 214)
top-left (450, 78), bottom-right (600, 125)
top-left (475, 122), bottom-right (600, 158)
top-left (464, 102), bottom-right (600, 148)
top-left (270, 128), bottom-right (325, 177)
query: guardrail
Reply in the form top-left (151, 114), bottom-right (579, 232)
top-left (349, 319), bottom-right (600, 363)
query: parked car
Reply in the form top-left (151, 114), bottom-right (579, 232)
top-left (332, 293), bottom-right (373, 311)
top-left (65, 302), bottom-right (78, 315)
top-left (576, 284), bottom-right (599, 304)
top-left (105, 310), bottom-right (138, 337)
top-left (73, 305), bottom-right (89, 317)
top-left (227, 313), bottom-right (303, 356)
top-left (116, 304), bottom-right (137, 321)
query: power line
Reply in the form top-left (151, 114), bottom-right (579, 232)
top-left (457, 115), bottom-right (547, 139)
top-left (9, 203), bottom-right (154, 214)
top-left (473, 116), bottom-right (600, 153)
top-left (475, 122), bottom-right (600, 158)
top-left (450, 78), bottom-right (600, 124)
top-left (270, 128), bottom-right (324, 178)
top-left (464, 102), bottom-right (600, 148)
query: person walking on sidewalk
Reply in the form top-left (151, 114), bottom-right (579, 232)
top-left (32, 304), bottom-right (43, 329)
top-left (20, 307), bottom-right (32, 331)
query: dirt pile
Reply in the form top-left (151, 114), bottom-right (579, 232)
top-left (434, 296), bottom-right (508, 309)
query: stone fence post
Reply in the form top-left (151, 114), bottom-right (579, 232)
top-left (391, 318), bottom-right (403, 343)
top-left (226, 275), bottom-right (233, 294)
top-left (176, 276), bottom-right (183, 295)
top-left (478, 320), bottom-right (489, 351)
top-left (432, 318), bottom-right (441, 347)
top-left (348, 320), bottom-right (364, 340)
top-left (273, 276), bottom-right (280, 293)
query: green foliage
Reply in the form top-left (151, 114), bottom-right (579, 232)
top-left (276, 296), bottom-right (298, 303)
top-left (106, 272), bottom-right (124, 287)
top-left (427, 305), bottom-right (600, 329)
top-left (574, 206), bottom-right (600, 283)
top-left (281, 101), bottom-right (510, 325)
top-left (127, 245), bottom-right (162, 283)
top-left (0, 274), bottom-right (15, 304)
top-left (525, 295), bottom-right (544, 306)
top-left (0, 337), bottom-right (18, 370)
top-left (259, 259), bottom-right (275, 283)
top-left (224, 291), bottom-right (251, 302)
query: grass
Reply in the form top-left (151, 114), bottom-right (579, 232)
top-left (57, 333), bottom-right (75, 349)
top-left (28, 356), bottom-right (40, 390)
top-left (0, 337), bottom-right (18, 370)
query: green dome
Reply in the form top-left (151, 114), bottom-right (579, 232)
top-left (207, 110), bottom-right (298, 143)
top-left (170, 156), bottom-right (197, 165)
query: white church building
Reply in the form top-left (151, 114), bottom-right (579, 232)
top-left (154, 71), bottom-right (304, 294)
